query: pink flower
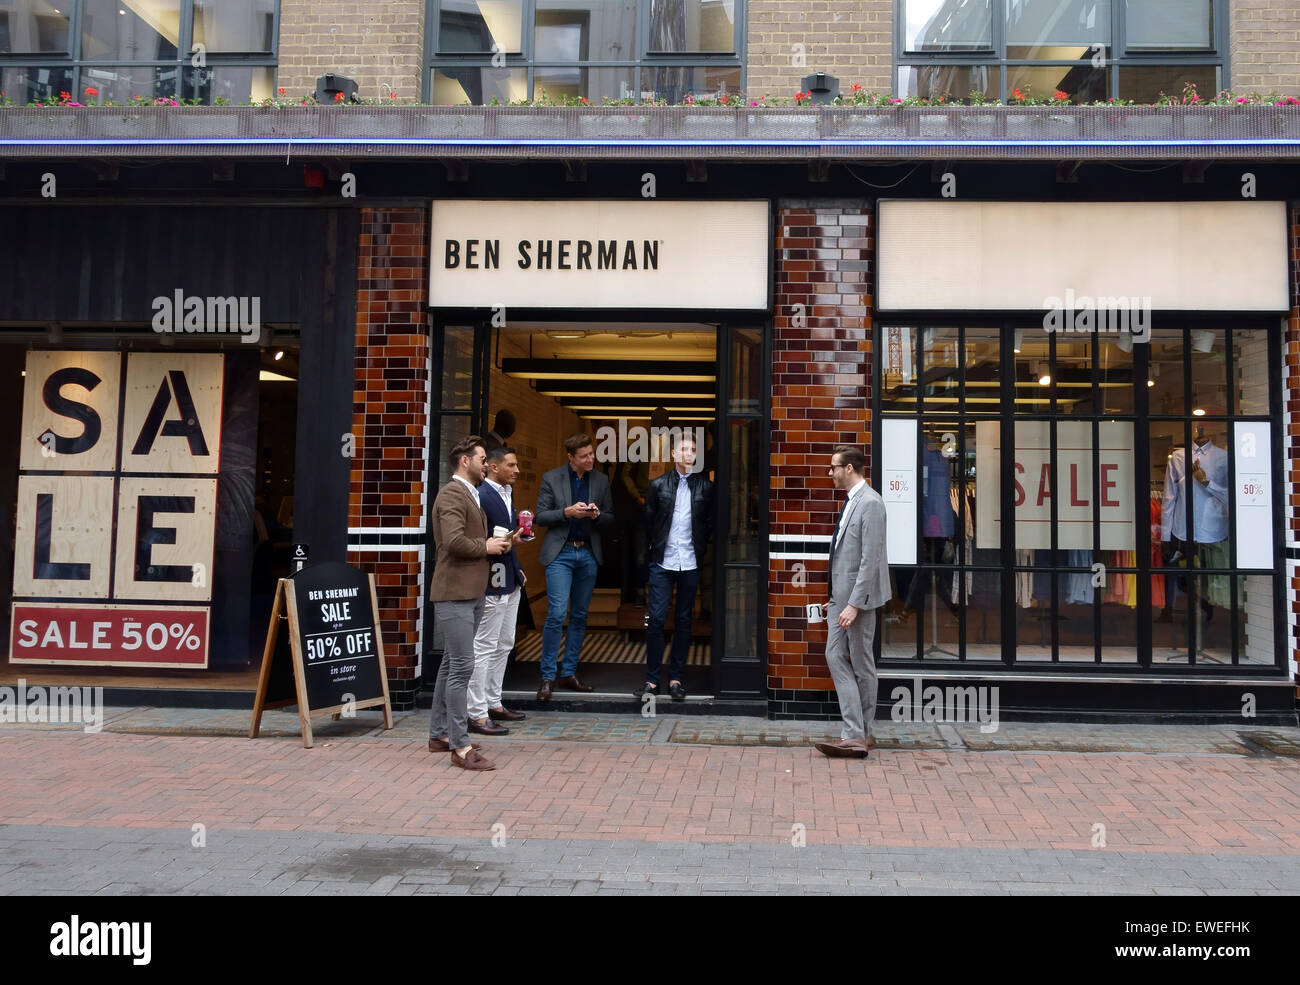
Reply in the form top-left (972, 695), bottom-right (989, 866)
top-left (889, 97), bottom-right (902, 104)
top-left (1237, 96), bottom-right (1249, 103)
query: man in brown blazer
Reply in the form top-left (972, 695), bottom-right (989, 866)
top-left (429, 435), bottom-right (512, 771)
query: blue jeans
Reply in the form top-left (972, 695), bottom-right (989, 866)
top-left (645, 562), bottom-right (700, 686)
top-left (541, 544), bottom-right (599, 681)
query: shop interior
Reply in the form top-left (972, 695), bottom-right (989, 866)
top-left (467, 323), bottom-right (720, 697)
top-left (879, 325), bottom-right (1274, 666)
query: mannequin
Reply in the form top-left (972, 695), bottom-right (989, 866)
top-left (1159, 423), bottom-right (1230, 621)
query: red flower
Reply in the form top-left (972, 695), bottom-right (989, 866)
top-left (85, 86), bottom-right (99, 97)
top-left (850, 82), bottom-right (862, 92)
top-left (580, 96), bottom-right (588, 104)
top-left (1011, 87), bottom-right (1023, 101)
top-left (388, 91), bottom-right (397, 99)
top-left (59, 91), bottom-right (71, 100)
top-left (1053, 89), bottom-right (1068, 101)
top-left (334, 91), bottom-right (344, 102)
top-left (278, 87), bottom-right (286, 96)
top-left (719, 94), bottom-right (728, 104)
top-left (794, 91), bottom-right (808, 102)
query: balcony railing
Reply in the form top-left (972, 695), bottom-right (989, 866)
top-left (1, 105), bottom-right (1298, 159)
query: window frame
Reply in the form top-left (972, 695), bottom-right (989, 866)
top-left (893, 0), bottom-right (1229, 102)
top-left (0, 0), bottom-right (280, 103)
top-left (425, 0), bottom-right (746, 104)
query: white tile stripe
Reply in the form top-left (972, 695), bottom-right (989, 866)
top-left (348, 526), bottom-right (425, 536)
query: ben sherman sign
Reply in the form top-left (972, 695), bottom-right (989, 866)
top-left (429, 200), bottom-right (770, 310)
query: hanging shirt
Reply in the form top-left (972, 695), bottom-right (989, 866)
top-left (1160, 441), bottom-right (1229, 543)
top-left (661, 471), bottom-right (697, 572)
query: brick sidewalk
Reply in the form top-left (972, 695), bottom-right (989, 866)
top-left (3, 725), bottom-right (1299, 854)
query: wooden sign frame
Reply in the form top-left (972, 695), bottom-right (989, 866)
top-left (249, 573), bottom-right (394, 748)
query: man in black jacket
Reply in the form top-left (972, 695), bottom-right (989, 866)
top-left (636, 433), bottom-right (714, 703)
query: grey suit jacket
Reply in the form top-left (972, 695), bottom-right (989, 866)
top-left (829, 481), bottom-right (891, 611)
top-left (534, 464), bottom-right (616, 567)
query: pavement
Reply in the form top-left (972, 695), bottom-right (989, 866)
top-left (2, 707), bottom-right (1299, 895)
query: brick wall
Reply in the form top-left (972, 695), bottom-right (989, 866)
top-left (746, 0), bottom-right (893, 100)
top-left (277, 0), bottom-right (425, 101)
top-left (350, 207), bottom-right (431, 708)
top-left (1230, 0), bottom-right (1300, 94)
top-left (768, 202), bottom-right (872, 714)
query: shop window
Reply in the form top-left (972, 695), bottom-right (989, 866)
top-left (896, 0), bottom-right (1223, 103)
top-left (879, 323), bottom-right (1282, 670)
top-left (427, 0), bottom-right (743, 104)
top-left (0, 0), bottom-right (72, 53)
top-left (1, 1), bottom-right (279, 104)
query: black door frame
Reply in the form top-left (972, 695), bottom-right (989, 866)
top-left (423, 311), bottom-right (768, 699)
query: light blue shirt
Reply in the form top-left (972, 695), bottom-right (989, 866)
top-left (1161, 441), bottom-right (1228, 543)
top-left (661, 471), bottom-right (697, 571)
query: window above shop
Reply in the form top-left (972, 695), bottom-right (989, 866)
top-left (0, 0), bottom-right (279, 104)
top-left (427, 0), bottom-right (744, 104)
top-left (896, 0), bottom-right (1225, 103)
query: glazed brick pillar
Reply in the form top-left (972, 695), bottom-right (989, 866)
top-left (1288, 207), bottom-right (1300, 688)
top-left (768, 202), bottom-right (872, 718)
top-left (350, 207), bottom-right (431, 710)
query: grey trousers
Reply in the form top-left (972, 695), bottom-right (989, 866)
top-left (429, 597), bottom-right (484, 751)
top-left (825, 598), bottom-right (879, 742)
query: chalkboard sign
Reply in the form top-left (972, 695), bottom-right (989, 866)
top-left (250, 561), bottom-right (393, 748)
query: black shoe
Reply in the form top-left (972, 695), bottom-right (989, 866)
top-left (634, 682), bottom-right (658, 699)
top-left (669, 682), bottom-right (686, 703)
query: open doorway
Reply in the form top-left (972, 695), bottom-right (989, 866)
top-left (486, 322), bottom-right (719, 697)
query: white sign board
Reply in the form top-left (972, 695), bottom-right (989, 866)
top-left (880, 418), bottom-right (917, 565)
top-left (428, 199), bottom-right (770, 309)
top-left (975, 420), bottom-right (1135, 550)
top-left (1234, 421), bottom-right (1273, 569)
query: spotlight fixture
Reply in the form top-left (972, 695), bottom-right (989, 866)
top-left (274, 350), bottom-right (284, 361)
top-left (313, 73), bottom-right (359, 104)
top-left (1192, 407), bottom-right (1206, 416)
top-left (1036, 361), bottom-right (1051, 386)
top-left (1013, 329), bottom-right (1024, 353)
top-left (1192, 329), bottom-right (1215, 353)
top-left (799, 72), bottom-right (840, 104)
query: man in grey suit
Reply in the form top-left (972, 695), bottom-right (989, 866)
top-left (533, 433), bottom-right (616, 700)
top-left (815, 444), bottom-right (891, 759)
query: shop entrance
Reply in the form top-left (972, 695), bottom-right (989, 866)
top-left (425, 319), bottom-right (767, 701)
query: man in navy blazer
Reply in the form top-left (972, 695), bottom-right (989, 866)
top-left (467, 445), bottom-right (529, 735)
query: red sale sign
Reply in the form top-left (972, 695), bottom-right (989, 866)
top-left (9, 604), bottom-right (210, 668)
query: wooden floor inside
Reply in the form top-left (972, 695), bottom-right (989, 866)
top-left (0, 655), bottom-right (261, 691)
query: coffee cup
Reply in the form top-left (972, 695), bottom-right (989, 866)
top-left (493, 526), bottom-right (509, 538)
top-left (806, 603), bottom-right (828, 624)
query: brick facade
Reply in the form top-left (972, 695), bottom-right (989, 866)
top-left (768, 203), bottom-right (872, 717)
top-left (350, 207), bottom-right (431, 709)
top-left (1230, 0), bottom-right (1300, 95)
top-left (746, 0), bottom-right (893, 100)
top-left (277, 0), bottom-right (426, 101)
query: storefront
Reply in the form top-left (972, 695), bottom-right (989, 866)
top-left (1, 107), bottom-right (1296, 721)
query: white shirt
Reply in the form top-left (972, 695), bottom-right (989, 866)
top-left (835, 478), bottom-right (866, 547)
top-left (484, 477), bottom-right (512, 517)
top-left (452, 473), bottom-right (480, 509)
top-left (661, 470), bottom-right (697, 572)
top-left (1161, 441), bottom-right (1228, 543)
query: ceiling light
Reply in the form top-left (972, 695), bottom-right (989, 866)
top-left (274, 350), bottom-right (284, 360)
top-left (1192, 407), bottom-right (1206, 416)
top-left (1036, 361), bottom-right (1051, 386)
top-left (1012, 330), bottom-right (1024, 353)
top-left (1147, 379), bottom-right (1155, 387)
top-left (546, 330), bottom-right (586, 340)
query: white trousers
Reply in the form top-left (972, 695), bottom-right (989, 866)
top-left (467, 588), bottom-right (520, 720)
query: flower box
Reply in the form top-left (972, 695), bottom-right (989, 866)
top-left (0, 112), bottom-right (80, 137)
top-left (578, 113), bottom-right (651, 138)
top-left (98, 113), bottom-right (154, 137)
top-left (673, 113), bottom-right (740, 138)
top-left (494, 112), bottom-right (569, 138)
top-left (746, 111), bottom-right (819, 138)
top-left (243, 111), bottom-right (319, 138)
top-left (415, 113), bottom-right (486, 138)
top-left (170, 111), bottom-right (240, 138)
top-left (830, 112), bottom-right (909, 138)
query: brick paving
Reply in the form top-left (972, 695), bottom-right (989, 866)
top-left (2, 712), bottom-right (1299, 894)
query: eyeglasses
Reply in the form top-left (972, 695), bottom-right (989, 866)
top-left (828, 463), bottom-right (849, 472)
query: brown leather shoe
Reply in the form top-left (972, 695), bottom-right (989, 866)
top-left (489, 706), bottom-right (526, 722)
top-left (450, 747), bottom-right (496, 771)
top-left (468, 717), bottom-right (509, 736)
top-left (556, 674), bottom-right (593, 692)
top-left (865, 735), bottom-right (877, 752)
top-left (429, 738), bottom-right (481, 753)
top-left (537, 679), bottom-right (553, 701)
top-left (814, 739), bottom-right (868, 758)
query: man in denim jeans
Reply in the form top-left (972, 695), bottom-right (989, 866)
top-left (533, 433), bottom-right (615, 701)
top-left (636, 435), bottom-right (714, 703)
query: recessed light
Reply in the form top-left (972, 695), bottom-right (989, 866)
top-left (274, 350), bottom-right (284, 360)
top-left (1192, 407), bottom-right (1206, 416)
